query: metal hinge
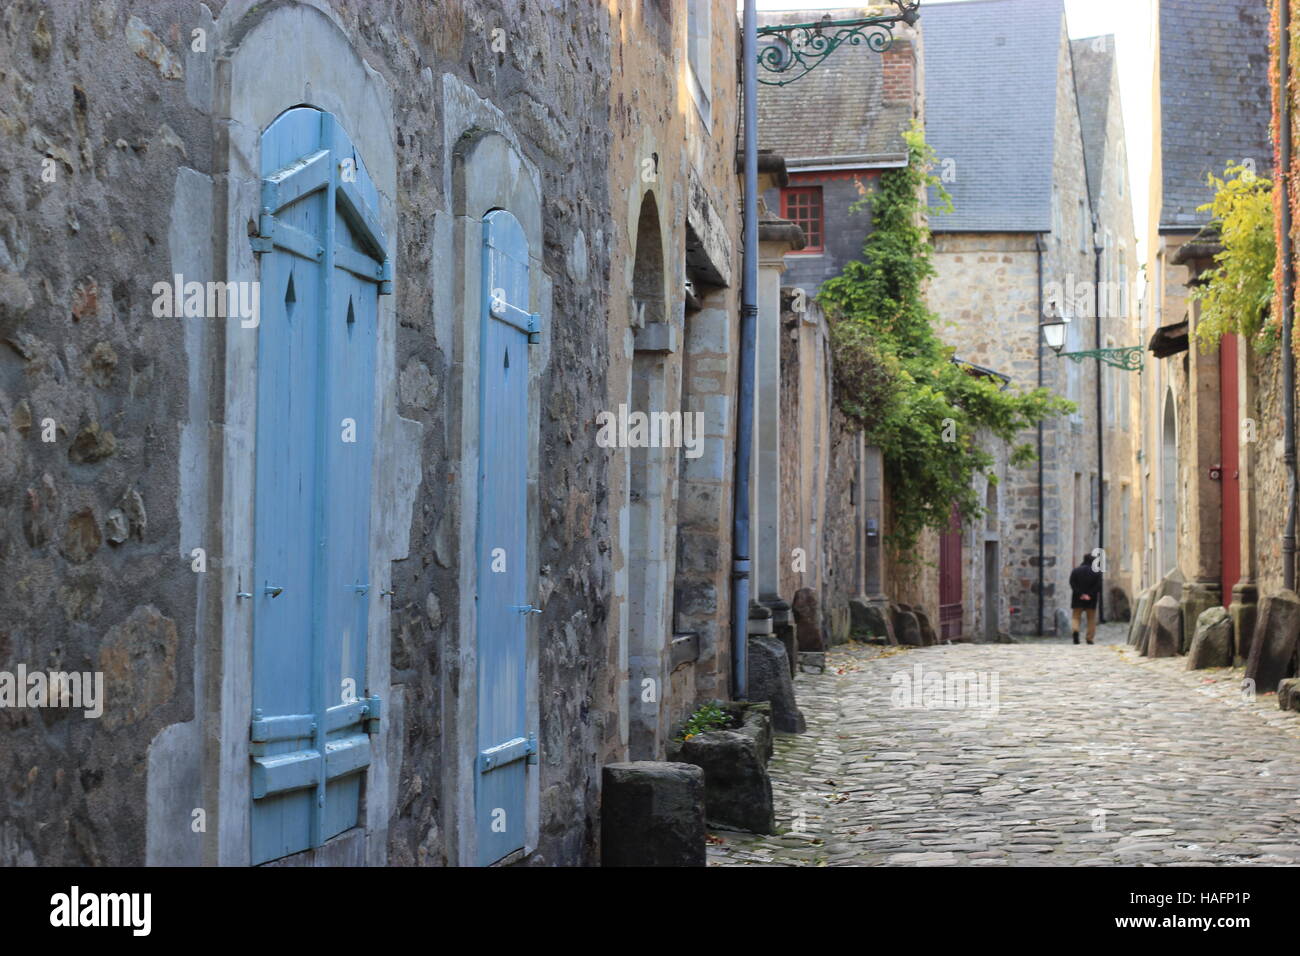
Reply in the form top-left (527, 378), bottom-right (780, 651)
top-left (490, 294), bottom-right (541, 345)
top-left (378, 258), bottom-right (393, 296)
top-left (250, 210), bottom-right (275, 254)
top-left (478, 734), bottom-right (537, 773)
top-left (361, 695), bottom-right (382, 735)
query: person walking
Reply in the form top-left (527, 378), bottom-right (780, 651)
top-left (1068, 552), bottom-right (1102, 645)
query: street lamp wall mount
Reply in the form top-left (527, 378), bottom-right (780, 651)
top-left (756, 1), bottom-right (922, 87)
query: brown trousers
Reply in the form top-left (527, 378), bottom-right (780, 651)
top-left (1072, 606), bottom-right (1097, 642)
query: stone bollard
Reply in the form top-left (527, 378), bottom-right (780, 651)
top-left (890, 604), bottom-right (923, 646)
top-left (668, 704), bottom-right (776, 834)
top-left (792, 587), bottom-right (824, 652)
top-left (914, 607), bottom-right (938, 646)
top-left (1278, 679), bottom-right (1300, 712)
top-left (1186, 606), bottom-right (1233, 669)
top-left (1245, 590), bottom-right (1300, 696)
top-left (1148, 596), bottom-right (1182, 658)
top-left (601, 762), bottom-right (706, 866)
top-left (747, 634), bottom-right (806, 733)
top-left (1128, 587), bottom-right (1153, 646)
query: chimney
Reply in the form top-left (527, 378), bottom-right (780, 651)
top-left (881, 39), bottom-right (914, 104)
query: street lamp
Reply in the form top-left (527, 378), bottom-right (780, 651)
top-left (1040, 311), bottom-right (1144, 371)
top-left (1040, 312), bottom-right (1068, 354)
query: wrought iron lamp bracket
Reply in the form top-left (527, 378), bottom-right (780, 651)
top-left (756, 1), bottom-right (921, 86)
top-left (1060, 346), bottom-right (1145, 372)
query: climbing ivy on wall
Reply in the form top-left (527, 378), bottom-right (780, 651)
top-left (818, 124), bottom-right (1074, 555)
top-left (1191, 163), bottom-right (1277, 351)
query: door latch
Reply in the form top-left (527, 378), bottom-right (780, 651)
top-left (510, 604), bottom-right (543, 615)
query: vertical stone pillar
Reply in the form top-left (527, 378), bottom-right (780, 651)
top-left (1182, 283), bottom-right (1222, 646)
top-left (1233, 341), bottom-right (1260, 663)
top-left (750, 208), bottom-right (804, 675)
top-left (796, 301), bottom-right (821, 597)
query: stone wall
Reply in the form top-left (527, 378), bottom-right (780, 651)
top-left (0, 0), bottom-right (631, 867)
top-left (1250, 346), bottom-right (1297, 596)
top-left (604, 0), bottom-right (742, 762)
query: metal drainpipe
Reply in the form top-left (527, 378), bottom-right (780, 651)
top-left (1094, 230), bottom-right (1105, 622)
top-left (1037, 234), bottom-right (1046, 635)
top-left (732, 0), bottom-right (758, 698)
top-left (1283, 0), bottom-right (1297, 592)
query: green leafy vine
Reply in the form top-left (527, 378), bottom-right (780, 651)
top-left (818, 124), bottom-right (1074, 554)
top-left (1190, 162), bottom-right (1277, 351)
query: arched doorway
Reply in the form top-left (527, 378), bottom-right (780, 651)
top-left (628, 192), bottom-right (670, 760)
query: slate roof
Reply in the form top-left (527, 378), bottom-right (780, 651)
top-left (755, 7), bottom-right (913, 166)
top-left (922, 0), bottom-right (1064, 232)
top-left (1071, 35), bottom-right (1116, 210)
top-left (1158, 0), bottom-right (1271, 231)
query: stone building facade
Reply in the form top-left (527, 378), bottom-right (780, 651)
top-left (755, 7), bottom-right (923, 647)
top-left (1072, 34), bottom-right (1142, 615)
top-left (924, 0), bottom-right (1136, 636)
top-left (601, 0), bottom-right (742, 769)
top-left (0, 0), bottom-right (759, 867)
top-left (1138, 0), bottom-right (1270, 653)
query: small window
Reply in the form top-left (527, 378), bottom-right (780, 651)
top-left (686, 0), bottom-right (711, 122)
top-left (1079, 198), bottom-right (1088, 252)
top-left (782, 186), bottom-right (824, 254)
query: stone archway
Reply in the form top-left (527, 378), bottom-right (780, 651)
top-left (628, 192), bottom-right (671, 760)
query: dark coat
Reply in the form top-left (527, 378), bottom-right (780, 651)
top-left (1069, 564), bottom-right (1102, 610)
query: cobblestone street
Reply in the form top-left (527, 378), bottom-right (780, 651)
top-left (708, 624), bottom-right (1300, 866)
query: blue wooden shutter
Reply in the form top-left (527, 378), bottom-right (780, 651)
top-left (475, 210), bottom-right (538, 865)
top-left (250, 107), bottom-right (387, 865)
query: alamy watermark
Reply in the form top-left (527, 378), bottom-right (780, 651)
top-left (151, 274), bottom-right (260, 328)
top-left (50, 886), bottom-right (150, 936)
top-left (0, 665), bottom-right (103, 718)
top-left (1042, 274), bottom-right (1139, 321)
top-left (890, 663), bottom-right (1000, 714)
top-left (595, 403), bottom-right (705, 459)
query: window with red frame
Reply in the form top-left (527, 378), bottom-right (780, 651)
top-left (781, 186), bottom-right (824, 253)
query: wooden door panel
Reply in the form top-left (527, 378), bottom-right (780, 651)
top-left (475, 210), bottom-right (533, 866)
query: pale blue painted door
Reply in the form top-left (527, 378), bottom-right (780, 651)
top-left (250, 106), bottom-right (387, 865)
top-left (475, 210), bottom-right (537, 865)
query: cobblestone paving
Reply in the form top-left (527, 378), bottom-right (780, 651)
top-left (708, 623), bottom-right (1300, 866)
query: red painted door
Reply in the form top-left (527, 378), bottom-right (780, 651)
top-left (939, 504), bottom-right (963, 641)
top-left (1220, 334), bottom-right (1241, 608)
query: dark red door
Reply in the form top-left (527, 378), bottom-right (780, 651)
top-left (1220, 334), bottom-right (1241, 608)
top-left (939, 504), bottom-right (963, 640)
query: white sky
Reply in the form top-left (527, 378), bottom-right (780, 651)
top-left (752, 0), bottom-right (1155, 266)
